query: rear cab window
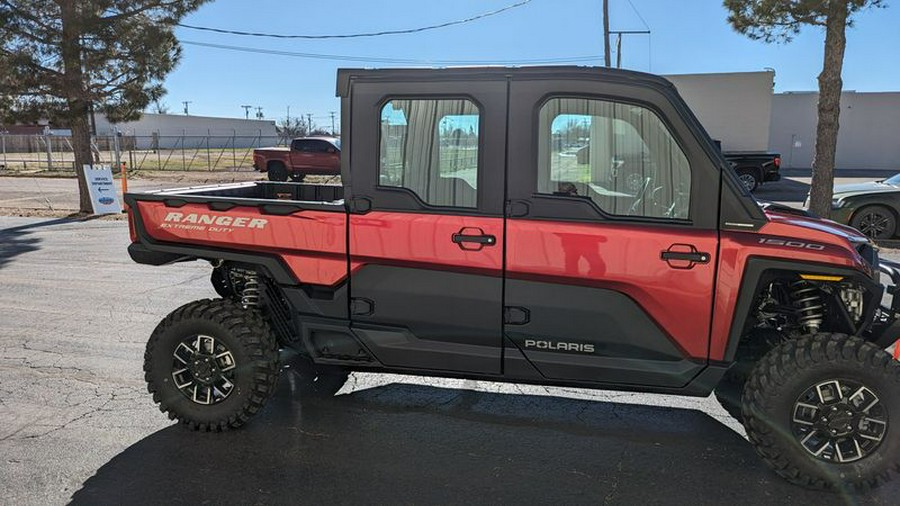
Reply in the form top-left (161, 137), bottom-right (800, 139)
top-left (379, 99), bottom-right (480, 208)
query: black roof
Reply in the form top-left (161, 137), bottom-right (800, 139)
top-left (336, 65), bottom-right (675, 98)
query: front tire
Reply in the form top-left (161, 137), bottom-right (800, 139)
top-left (742, 334), bottom-right (900, 491)
top-left (850, 205), bottom-right (897, 240)
top-left (144, 299), bottom-right (280, 431)
top-left (267, 162), bottom-right (288, 182)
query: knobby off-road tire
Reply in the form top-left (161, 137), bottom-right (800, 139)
top-left (144, 299), bottom-right (280, 431)
top-left (742, 333), bottom-right (900, 491)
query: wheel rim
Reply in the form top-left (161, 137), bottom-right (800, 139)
top-left (791, 379), bottom-right (888, 463)
top-left (172, 334), bottom-right (237, 405)
top-left (857, 211), bottom-right (891, 238)
top-left (739, 173), bottom-right (756, 191)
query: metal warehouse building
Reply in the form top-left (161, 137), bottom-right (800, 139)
top-left (769, 91), bottom-right (900, 170)
top-left (94, 113), bottom-right (277, 149)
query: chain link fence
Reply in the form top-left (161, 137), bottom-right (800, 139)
top-left (0, 132), bottom-right (283, 173)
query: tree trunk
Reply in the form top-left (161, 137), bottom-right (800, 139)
top-left (59, 1), bottom-right (93, 213)
top-left (69, 102), bottom-right (94, 213)
top-left (808, 0), bottom-right (849, 219)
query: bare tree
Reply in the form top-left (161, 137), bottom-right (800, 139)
top-left (724, 0), bottom-right (885, 218)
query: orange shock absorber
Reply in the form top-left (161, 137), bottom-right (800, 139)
top-left (894, 339), bottom-right (900, 360)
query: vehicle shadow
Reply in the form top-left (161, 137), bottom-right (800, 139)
top-left (69, 376), bottom-right (895, 505)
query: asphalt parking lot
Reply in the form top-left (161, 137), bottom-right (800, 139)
top-left (1, 174), bottom-right (900, 504)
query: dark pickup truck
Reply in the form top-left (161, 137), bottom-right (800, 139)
top-left (725, 151), bottom-right (782, 192)
top-left (126, 66), bottom-right (900, 492)
top-left (715, 141), bottom-right (781, 192)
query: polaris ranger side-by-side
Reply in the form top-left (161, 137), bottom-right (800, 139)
top-left (126, 67), bottom-right (900, 491)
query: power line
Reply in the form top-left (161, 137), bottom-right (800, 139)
top-left (177, 0), bottom-right (534, 39)
top-left (180, 40), bottom-right (599, 65)
top-left (624, 0), bottom-right (651, 31)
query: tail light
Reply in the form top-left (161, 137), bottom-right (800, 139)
top-left (774, 156), bottom-right (782, 168)
top-left (126, 205), bottom-right (137, 242)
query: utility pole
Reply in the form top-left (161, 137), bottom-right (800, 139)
top-left (255, 106), bottom-right (264, 119)
top-left (609, 30), bottom-right (651, 68)
top-left (241, 105), bottom-right (252, 119)
top-left (330, 111), bottom-right (336, 135)
top-left (306, 113), bottom-right (313, 134)
top-left (603, 0), bottom-right (611, 67)
top-left (286, 105), bottom-right (291, 124)
top-left (182, 101), bottom-right (192, 115)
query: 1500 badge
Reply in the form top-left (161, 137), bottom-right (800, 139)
top-left (758, 238), bottom-right (825, 250)
top-left (525, 339), bottom-right (595, 353)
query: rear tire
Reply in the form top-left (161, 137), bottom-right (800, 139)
top-left (850, 205), bottom-right (897, 240)
top-left (144, 299), bottom-right (280, 431)
top-left (737, 167), bottom-right (760, 192)
top-left (742, 333), bottom-right (900, 491)
top-left (267, 162), bottom-right (288, 182)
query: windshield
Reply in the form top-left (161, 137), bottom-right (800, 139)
top-left (884, 173), bottom-right (900, 185)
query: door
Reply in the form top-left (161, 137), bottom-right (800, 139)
top-left (346, 77), bottom-right (507, 374)
top-left (503, 77), bottom-right (720, 388)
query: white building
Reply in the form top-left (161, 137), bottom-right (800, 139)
top-left (94, 113), bottom-right (278, 149)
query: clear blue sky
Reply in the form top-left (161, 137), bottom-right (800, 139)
top-left (163, 0), bottom-right (899, 126)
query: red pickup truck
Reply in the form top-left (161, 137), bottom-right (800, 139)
top-left (252, 136), bottom-right (340, 181)
top-left (126, 66), bottom-right (900, 492)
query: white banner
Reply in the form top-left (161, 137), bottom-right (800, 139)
top-left (84, 165), bottom-right (123, 215)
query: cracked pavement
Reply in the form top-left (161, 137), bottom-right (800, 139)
top-left (1, 215), bottom-right (898, 505)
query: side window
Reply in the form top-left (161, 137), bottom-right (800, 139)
top-left (379, 99), bottom-right (479, 208)
top-left (537, 98), bottom-right (691, 220)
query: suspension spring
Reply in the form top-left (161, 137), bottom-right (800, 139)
top-left (240, 271), bottom-right (261, 308)
top-left (789, 280), bottom-right (825, 333)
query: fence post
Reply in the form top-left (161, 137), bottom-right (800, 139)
top-left (156, 130), bottom-right (162, 170)
top-left (181, 129), bottom-right (186, 171)
top-left (232, 129), bottom-right (237, 169)
top-left (112, 129), bottom-right (121, 172)
top-left (1, 134), bottom-right (6, 169)
top-left (45, 133), bottom-right (53, 170)
top-left (207, 129), bottom-right (211, 171)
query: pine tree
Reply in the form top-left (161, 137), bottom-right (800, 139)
top-left (0, 1), bottom-right (209, 212)
top-left (724, 0), bottom-right (885, 218)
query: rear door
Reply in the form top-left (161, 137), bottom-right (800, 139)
top-left (504, 75), bottom-right (720, 387)
top-left (345, 76), bottom-right (507, 374)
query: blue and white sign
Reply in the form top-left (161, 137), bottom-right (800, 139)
top-left (84, 165), bottom-right (122, 215)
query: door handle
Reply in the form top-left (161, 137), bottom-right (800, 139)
top-left (661, 251), bottom-right (709, 262)
top-left (661, 244), bottom-right (710, 269)
top-left (452, 227), bottom-right (496, 251)
top-left (452, 234), bottom-right (496, 245)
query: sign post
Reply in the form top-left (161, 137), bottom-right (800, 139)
top-left (84, 164), bottom-right (123, 215)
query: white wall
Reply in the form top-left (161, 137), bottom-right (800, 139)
top-left (770, 92), bottom-right (900, 170)
top-left (664, 71), bottom-right (775, 153)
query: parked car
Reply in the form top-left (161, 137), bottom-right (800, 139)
top-left (126, 66), bottom-right (900, 491)
top-left (813, 173), bottom-right (900, 239)
top-left (252, 136), bottom-right (340, 181)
